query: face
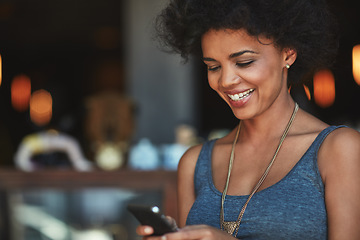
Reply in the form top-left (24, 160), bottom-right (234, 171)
top-left (201, 29), bottom-right (296, 120)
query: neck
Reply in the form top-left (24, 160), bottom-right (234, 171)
top-left (239, 99), bottom-right (297, 143)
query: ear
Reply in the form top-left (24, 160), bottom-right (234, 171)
top-left (283, 48), bottom-right (297, 67)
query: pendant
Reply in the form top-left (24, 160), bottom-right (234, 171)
top-left (222, 221), bottom-right (237, 235)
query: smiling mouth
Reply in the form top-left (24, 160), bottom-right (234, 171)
top-left (228, 89), bottom-right (255, 101)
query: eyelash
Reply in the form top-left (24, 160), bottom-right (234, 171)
top-left (207, 66), bottom-right (220, 72)
top-left (236, 61), bottom-right (254, 67)
top-left (207, 61), bottom-right (254, 72)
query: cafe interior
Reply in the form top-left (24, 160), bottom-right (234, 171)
top-left (0, 0), bottom-right (359, 239)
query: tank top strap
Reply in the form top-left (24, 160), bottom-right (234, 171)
top-left (193, 139), bottom-right (217, 193)
top-left (294, 125), bottom-right (347, 193)
top-left (310, 125), bottom-right (347, 154)
top-left (193, 126), bottom-right (347, 195)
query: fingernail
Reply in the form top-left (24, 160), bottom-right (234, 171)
top-left (144, 227), bottom-right (153, 234)
top-left (161, 236), bottom-right (167, 240)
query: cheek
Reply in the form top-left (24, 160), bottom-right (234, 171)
top-left (253, 61), bottom-right (282, 86)
top-left (207, 74), bottom-right (219, 91)
top-left (207, 75), bottom-right (230, 102)
top-left (256, 70), bottom-right (284, 102)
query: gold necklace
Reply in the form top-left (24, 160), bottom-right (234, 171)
top-left (220, 103), bottom-right (299, 237)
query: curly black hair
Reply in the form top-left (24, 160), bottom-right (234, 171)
top-left (155, 0), bottom-right (339, 84)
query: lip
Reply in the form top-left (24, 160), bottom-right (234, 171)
top-left (226, 88), bottom-right (254, 108)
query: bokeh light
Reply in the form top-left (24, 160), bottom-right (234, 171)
top-left (30, 89), bottom-right (53, 126)
top-left (303, 84), bottom-right (311, 101)
top-left (313, 69), bottom-right (336, 108)
top-left (352, 44), bottom-right (360, 85)
top-left (11, 74), bottom-right (31, 112)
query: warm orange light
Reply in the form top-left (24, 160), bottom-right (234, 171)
top-left (313, 69), bottom-right (335, 108)
top-left (30, 89), bottom-right (53, 126)
top-left (353, 45), bottom-right (360, 85)
top-left (11, 74), bottom-right (31, 111)
top-left (303, 84), bottom-right (311, 101)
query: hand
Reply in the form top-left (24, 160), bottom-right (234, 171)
top-left (159, 225), bottom-right (236, 240)
top-left (136, 225), bottom-right (157, 239)
top-left (136, 216), bottom-right (178, 240)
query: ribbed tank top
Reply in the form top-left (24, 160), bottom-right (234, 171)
top-left (186, 125), bottom-right (344, 239)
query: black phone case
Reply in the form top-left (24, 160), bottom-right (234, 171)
top-left (127, 204), bottom-right (177, 236)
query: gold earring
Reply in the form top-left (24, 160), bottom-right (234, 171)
top-left (285, 64), bottom-right (290, 69)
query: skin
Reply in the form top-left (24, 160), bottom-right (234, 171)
top-left (137, 28), bottom-right (360, 240)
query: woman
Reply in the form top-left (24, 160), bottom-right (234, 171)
top-left (137, 0), bottom-right (360, 239)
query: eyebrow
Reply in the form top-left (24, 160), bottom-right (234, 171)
top-left (202, 50), bottom-right (257, 62)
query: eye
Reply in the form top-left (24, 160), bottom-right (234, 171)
top-left (207, 65), bottom-right (221, 72)
top-left (236, 60), bottom-right (254, 68)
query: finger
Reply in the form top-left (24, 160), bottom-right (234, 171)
top-left (136, 225), bottom-right (154, 236)
top-left (145, 235), bottom-right (167, 240)
top-left (163, 225), bottom-right (230, 240)
top-left (165, 216), bottom-right (178, 229)
top-left (162, 227), bottom-right (204, 240)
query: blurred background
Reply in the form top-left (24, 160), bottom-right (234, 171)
top-left (0, 0), bottom-right (360, 165)
top-left (0, 0), bottom-right (359, 239)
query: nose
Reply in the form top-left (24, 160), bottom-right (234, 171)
top-left (219, 65), bottom-right (240, 88)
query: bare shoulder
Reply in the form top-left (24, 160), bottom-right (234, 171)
top-left (177, 128), bottom-right (237, 171)
top-left (178, 144), bottom-right (203, 174)
top-left (318, 126), bottom-right (360, 181)
top-left (318, 127), bottom-right (360, 239)
top-left (320, 127), bottom-right (360, 156)
top-left (177, 143), bottom-right (204, 226)
top-left (177, 143), bottom-right (204, 188)
top-left (297, 108), bottom-right (360, 179)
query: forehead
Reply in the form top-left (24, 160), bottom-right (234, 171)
top-left (201, 28), bottom-right (277, 57)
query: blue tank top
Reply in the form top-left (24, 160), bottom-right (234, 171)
top-left (186, 126), bottom-right (344, 239)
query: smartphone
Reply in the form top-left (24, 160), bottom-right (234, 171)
top-left (127, 204), bottom-right (178, 236)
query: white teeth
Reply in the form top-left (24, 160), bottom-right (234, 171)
top-left (228, 89), bottom-right (254, 101)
